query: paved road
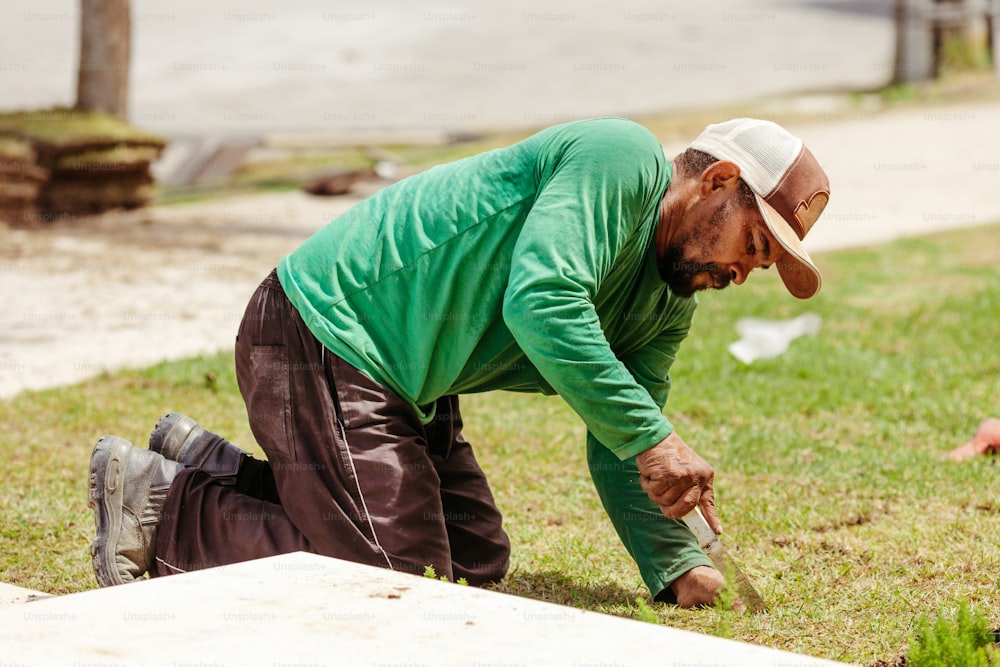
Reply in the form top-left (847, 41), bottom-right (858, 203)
top-left (1, 0), bottom-right (894, 139)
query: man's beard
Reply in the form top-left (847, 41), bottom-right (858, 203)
top-left (657, 245), bottom-right (731, 298)
top-left (656, 201), bottom-right (734, 298)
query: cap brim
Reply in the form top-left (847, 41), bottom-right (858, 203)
top-left (755, 195), bottom-right (821, 299)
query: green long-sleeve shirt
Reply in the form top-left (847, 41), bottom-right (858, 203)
top-left (279, 118), bottom-right (710, 598)
top-left (278, 118), bottom-right (697, 461)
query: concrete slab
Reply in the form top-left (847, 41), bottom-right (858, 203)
top-left (0, 552), bottom-right (851, 666)
top-left (0, 581), bottom-right (51, 606)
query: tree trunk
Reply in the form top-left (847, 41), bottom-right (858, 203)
top-left (75, 0), bottom-right (131, 119)
top-left (893, 0), bottom-right (1000, 82)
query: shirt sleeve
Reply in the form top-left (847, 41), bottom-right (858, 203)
top-left (501, 119), bottom-right (674, 459)
top-left (620, 300), bottom-right (695, 414)
top-left (585, 313), bottom-right (705, 599)
top-left (589, 300), bottom-right (696, 460)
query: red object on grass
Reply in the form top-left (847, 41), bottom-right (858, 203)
top-left (947, 418), bottom-right (1000, 461)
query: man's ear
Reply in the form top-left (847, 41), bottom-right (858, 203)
top-left (698, 160), bottom-right (742, 200)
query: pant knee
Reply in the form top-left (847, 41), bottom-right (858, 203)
top-left (455, 540), bottom-right (511, 587)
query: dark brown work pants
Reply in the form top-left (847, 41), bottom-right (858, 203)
top-left (154, 271), bottom-right (511, 585)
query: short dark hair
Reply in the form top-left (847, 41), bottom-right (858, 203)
top-left (675, 148), bottom-right (757, 210)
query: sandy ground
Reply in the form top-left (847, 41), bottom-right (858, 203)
top-left (0, 191), bottom-right (362, 397)
top-left (3, 99), bottom-right (1000, 399)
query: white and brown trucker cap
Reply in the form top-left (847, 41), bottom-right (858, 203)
top-left (690, 118), bottom-right (831, 299)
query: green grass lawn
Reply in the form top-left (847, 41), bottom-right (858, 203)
top-left (2, 224), bottom-right (999, 665)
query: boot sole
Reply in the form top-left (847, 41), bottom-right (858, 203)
top-left (88, 435), bottom-right (133, 587)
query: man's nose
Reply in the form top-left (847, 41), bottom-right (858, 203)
top-left (729, 264), bottom-right (748, 285)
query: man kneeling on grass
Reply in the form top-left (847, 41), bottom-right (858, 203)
top-left (87, 117), bottom-right (830, 608)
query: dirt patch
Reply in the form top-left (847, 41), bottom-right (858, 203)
top-left (811, 504), bottom-right (890, 534)
top-left (867, 657), bottom-right (905, 667)
top-left (812, 512), bottom-right (876, 533)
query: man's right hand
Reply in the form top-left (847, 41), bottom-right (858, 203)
top-left (635, 431), bottom-right (722, 534)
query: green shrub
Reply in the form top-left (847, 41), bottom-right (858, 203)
top-left (907, 600), bottom-right (995, 667)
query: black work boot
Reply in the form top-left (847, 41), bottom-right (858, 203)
top-left (148, 413), bottom-right (248, 483)
top-left (88, 435), bottom-right (182, 586)
top-left (149, 413), bottom-right (280, 503)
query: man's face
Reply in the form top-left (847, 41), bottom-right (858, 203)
top-left (658, 195), bottom-right (778, 299)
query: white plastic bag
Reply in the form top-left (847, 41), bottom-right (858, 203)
top-left (727, 313), bottom-right (822, 364)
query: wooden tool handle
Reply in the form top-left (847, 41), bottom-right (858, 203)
top-left (682, 508), bottom-right (722, 554)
